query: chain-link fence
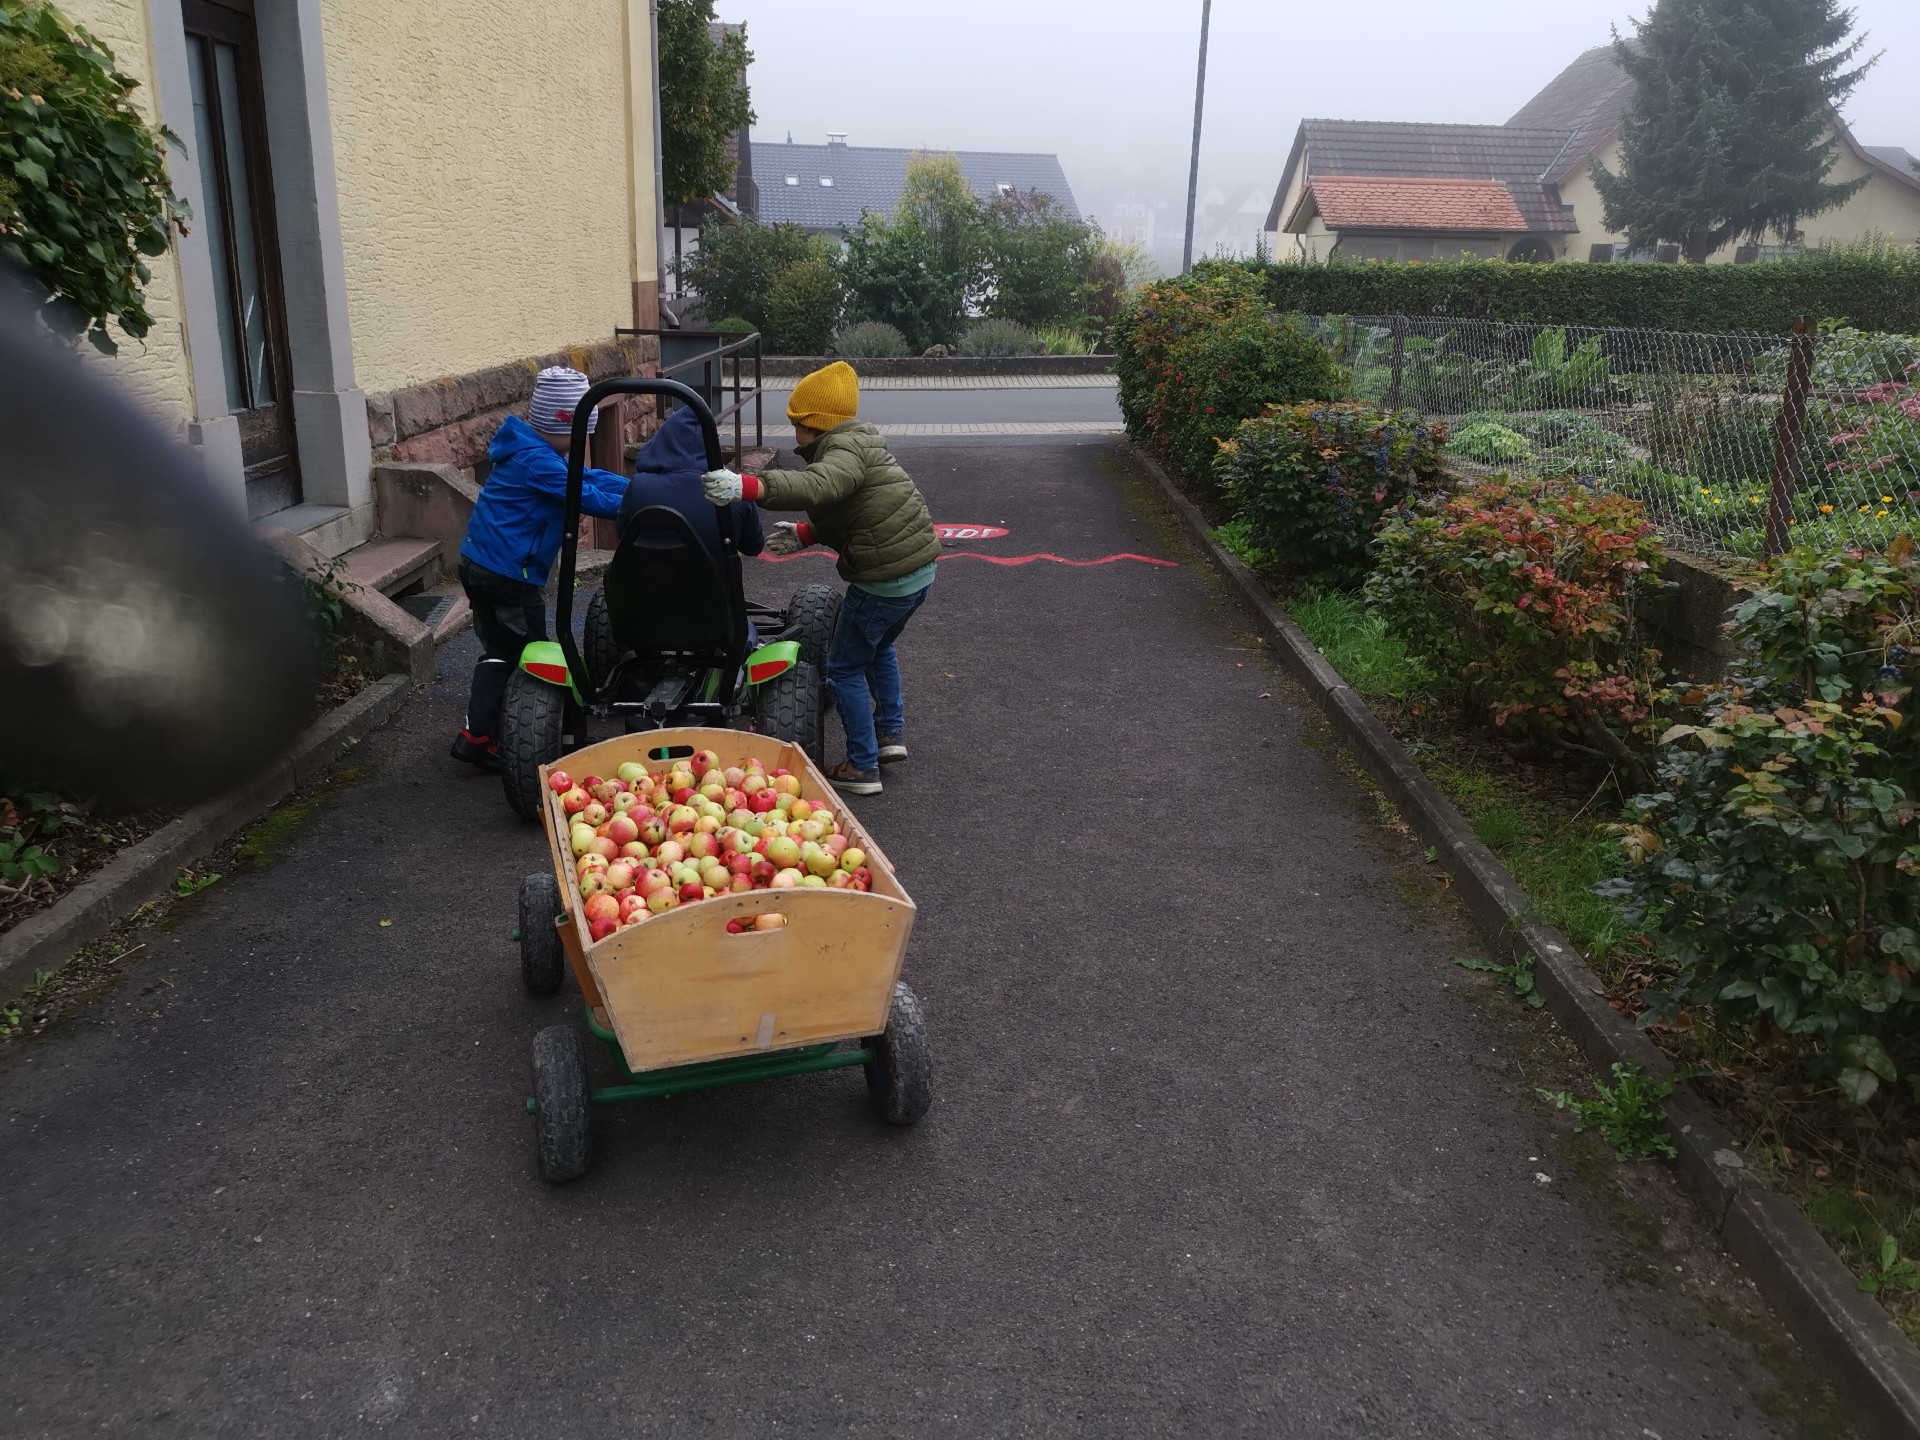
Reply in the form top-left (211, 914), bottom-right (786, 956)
top-left (1293, 313), bottom-right (1920, 560)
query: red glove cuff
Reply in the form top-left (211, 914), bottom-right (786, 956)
top-left (795, 521), bottom-right (814, 547)
top-left (740, 473), bottom-right (763, 502)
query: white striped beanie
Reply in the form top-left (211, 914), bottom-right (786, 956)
top-left (527, 366), bottom-right (597, 435)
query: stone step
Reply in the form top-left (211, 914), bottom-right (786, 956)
top-left (340, 536), bottom-right (442, 598)
top-left (265, 501), bottom-right (378, 560)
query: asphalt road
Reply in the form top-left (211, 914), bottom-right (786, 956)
top-left (2, 437), bottom-right (1815, 1436)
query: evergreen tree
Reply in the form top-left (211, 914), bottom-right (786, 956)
top-left (1591, 0), bottom-right (1877, 261)
top-left (658, 0), bottom-right (753, 210)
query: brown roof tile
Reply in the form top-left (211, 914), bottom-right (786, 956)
top-left (1303, 176), bottom-right (1529, 233)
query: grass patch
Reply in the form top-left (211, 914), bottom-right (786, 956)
top-left (1289, 589), bottom-right (1433, 702)
top-left (1431, 759), bottom-right (1635, 964)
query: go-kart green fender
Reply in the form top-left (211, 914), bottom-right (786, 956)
top-left (745, 639), bottom-right (801, 686)
top-left (517, 640), bottom-right (583, 703)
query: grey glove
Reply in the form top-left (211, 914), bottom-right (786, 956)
top-left (701, 467), bottom-right (744, 504)
top-left (766, 521), bottom-right (807, 556)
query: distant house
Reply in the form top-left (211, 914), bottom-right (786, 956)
top-left (750, 134), bottom-right (1080, 235)
top-left (1265, 45), bottom-right (1920, 264)
top-left (1105, 189), bottom-right (1161, 248)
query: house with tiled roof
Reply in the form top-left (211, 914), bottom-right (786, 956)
top-left (1265, 46), bottom-right (1920, 264)
top-left (750, 135), bottom-right (1080, 234)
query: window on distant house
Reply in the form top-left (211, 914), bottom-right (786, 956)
top-left (785, 175), bottom-right (798, 185)
top-left (819, 176), bottom-right (834, 186)
top-left (997, 183), bottom-right (1012, 196)
top-left (1341, 237), bottom-right (1402, 262)
top-left (1134, 226), bottom-right (1145, 241)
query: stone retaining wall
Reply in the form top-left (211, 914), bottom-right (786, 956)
top-left (367, 333), bottom-right (662, 477)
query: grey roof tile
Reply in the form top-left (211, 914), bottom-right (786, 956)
top-left (1507, 45), bottom-right (1636, 174)
top-left (749, 141), bottom-right (1080, 231)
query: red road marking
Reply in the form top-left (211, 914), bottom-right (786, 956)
top-left (754, 551), bottom-right (1176, 569)
top-left (934, 524), bottom-right (1009, 540)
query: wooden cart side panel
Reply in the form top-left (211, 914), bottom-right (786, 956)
top-left (557, 915), bottom-right (603, 1009)
top-left (585, 888), bottom-right (916, 1070)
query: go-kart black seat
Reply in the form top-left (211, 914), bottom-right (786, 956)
top-left (602, 503), bottom-right (747, 665)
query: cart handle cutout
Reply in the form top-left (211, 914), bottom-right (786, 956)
top-left (725, 914), bottom-right (789, 934)
top-left (645, 743), bottom-right (697, 762)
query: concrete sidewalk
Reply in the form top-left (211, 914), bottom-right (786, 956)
top-left (0, 439), bottom-right (1830, 1437)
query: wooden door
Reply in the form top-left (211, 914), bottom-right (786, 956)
top-left (183, 0), bottom-right (299, 518)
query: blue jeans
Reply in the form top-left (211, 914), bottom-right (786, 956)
top-left (826, 583), bottom-right (930, 771)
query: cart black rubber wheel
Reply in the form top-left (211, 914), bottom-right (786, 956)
top-left (757, 659), bottom-right (823, 758)
top-left (864, 981), bottom-right (932, 1125)
top-left (531, 1025), bottom-right (590, 1182)
top-left (500, 667), bottom-right (568, 821)
top-left (584, 588), bottom-right (621, 687)
top-left (519, 872), bottom-right (565, 995)
top-left (784, 583), bottom-right (841, 669)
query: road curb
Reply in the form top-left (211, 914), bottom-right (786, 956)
top-left (1127, 440), bottom-right (1920, 1440)
top-left (0, 673), bottom-right (412, 1005)
top-left (759, 353), bottom-right (1114, 378)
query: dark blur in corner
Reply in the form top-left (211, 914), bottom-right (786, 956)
top-left (0, 265), bottom-right (316, 808)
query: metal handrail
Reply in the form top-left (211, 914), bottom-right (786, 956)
top-left (616, 326), bottom-right (764, 461)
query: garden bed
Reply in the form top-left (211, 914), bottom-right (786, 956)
top-left (1, 640), bottom-right (373, 943)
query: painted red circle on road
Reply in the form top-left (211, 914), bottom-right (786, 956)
top-left (935, 524), bottom-right (1009, 540)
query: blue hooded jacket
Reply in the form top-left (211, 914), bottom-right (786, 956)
top-left (617, 405), bottom-right (764, 560)
top-left (458, 414), bottom-right (630, 585)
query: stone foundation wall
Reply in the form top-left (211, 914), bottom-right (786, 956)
top-left (366, 333), bottom-right (662, 478)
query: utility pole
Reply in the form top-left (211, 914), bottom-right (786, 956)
top-left (1181, 0), bottom-right (1212, 274)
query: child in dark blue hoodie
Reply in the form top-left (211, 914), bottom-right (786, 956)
top-left (617, 402), bottom-right (765, 571)
top-left (451, 367), bottom-right (629, 770)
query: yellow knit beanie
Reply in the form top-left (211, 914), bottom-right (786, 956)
top-left (786, 360), bottom-right (859, 431)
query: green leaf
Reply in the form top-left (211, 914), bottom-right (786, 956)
top-left (12, 157), bottom-right (47, 188)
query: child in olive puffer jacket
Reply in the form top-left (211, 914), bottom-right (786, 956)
top-left (702, 361), bottom-right (937, 795)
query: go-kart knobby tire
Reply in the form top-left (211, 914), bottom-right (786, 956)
top-left (531, 1025), bottom-right (590, 1183)
top-left (784, 584), bottom-right (841, 670)
top-left (584, 588), bottom-right (621, 687)
top-left (518, 871), bottom-right (565, 995)
top-left (757, 659), bottom-right (822, 758)
top-left (864, 982), bottom-right (932, 1125)
top-left (500, 667), bottom-right (569, 821)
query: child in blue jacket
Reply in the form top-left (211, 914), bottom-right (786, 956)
top-left (451, 367), bottom-right (628, 770)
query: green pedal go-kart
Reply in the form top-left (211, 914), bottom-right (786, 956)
top-left (497, 377), bottom-right (841, 821)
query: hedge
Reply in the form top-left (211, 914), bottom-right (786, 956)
top-left (1212, 252), bottom-right (1920, 334)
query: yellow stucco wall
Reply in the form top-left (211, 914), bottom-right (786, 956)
top-left (318, 0), bottom-right (657, 395)
top-left (1569, 136), bottom-right (1920, 260)
top-left (1803, 146), bottom-right (1920, 251)
top-left (58, 0), bottom-right (197, 426)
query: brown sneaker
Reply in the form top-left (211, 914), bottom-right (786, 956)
top-left (824, 759), bottom-right (882, 796)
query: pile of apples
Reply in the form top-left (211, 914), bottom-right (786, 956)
top-left (548, 748), bottom-right (874, 942)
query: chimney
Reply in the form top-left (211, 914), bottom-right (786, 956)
top-left (826, 132), bottom-right (848, 147)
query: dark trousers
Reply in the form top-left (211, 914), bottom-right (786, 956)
top-left (459, 558), bottom-right (548, 739)
top-left (826, 583), bottom-right (930, 772)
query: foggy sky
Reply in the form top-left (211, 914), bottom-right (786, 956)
top-left (717, 0), bottom-right (1918, 257)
